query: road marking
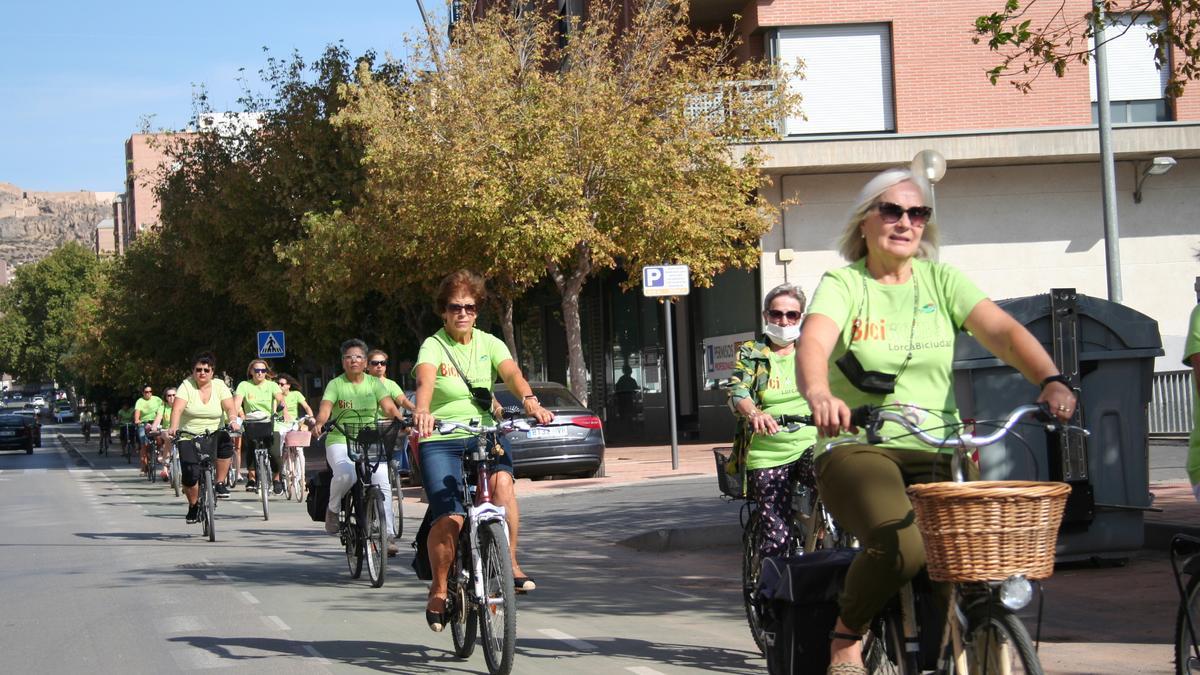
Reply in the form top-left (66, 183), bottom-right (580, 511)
top-left (160, 615), bottom-right (204, 633)
top-left (538, 628), bottom-right (596, 651)
top-left (239, 591), bottom-right (260, 605)
top-left (626, 668), bottom-right (668, 675)
top-left (302, 645), bottom-right (329, 664)
top-left (652, 585), bottom-right (702, 600)
top-left (204, 572), bottom-right (233, 582)
top-left (264, 615), bottom-right (291, 631)
top-left (24, 468), bottom-right (47, 474)
top-left (168, 647), bottom-right (226, 670)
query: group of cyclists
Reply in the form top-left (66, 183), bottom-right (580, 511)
top-left (728, 167), bottom-right (1078, 674)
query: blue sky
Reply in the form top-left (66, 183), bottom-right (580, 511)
top-left (0, 1), bottom-right (436, 192)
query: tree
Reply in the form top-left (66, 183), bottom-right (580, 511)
top-left (296, 0), bottom-right (797, 404)
top-left (975, 0), bottom-right (1200, 96)
top-left (0, 242), bottom-right (103, 386)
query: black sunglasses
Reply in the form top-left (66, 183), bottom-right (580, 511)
top-left (874, 201), bottom-right (932, 226)
top-left (194, 366), bottom-right (212, 373)
top-left (252, 368), bottom-right (268, 374)
top-left (766, 310), bottom-right (802, 322)
top-left (142, 389), bottom-right (152, 394)
top-left (446, 303), bottom-right (477, 315)
top-left (369, 360), bottom-right (387, 367)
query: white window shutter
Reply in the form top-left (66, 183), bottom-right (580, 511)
top-left (777, 24), bottom-right (894, 135)
top-left (1089, 14), bottom-right (1169, 102)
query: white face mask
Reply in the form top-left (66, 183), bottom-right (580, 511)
top-left (763, 321), bottom-right (801, 346)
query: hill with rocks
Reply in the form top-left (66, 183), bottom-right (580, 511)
top-left (0, 182), bottom-right (114, 267)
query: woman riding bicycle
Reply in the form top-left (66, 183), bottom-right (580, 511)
top-left (276, 373), bottom-right (314, 425)
top-left (727, 283), bottom-right (818, 560)
top-left (796, 168), bottom-right (1078, 675)
top-left (412, 269), bottom-right (553, 632)
top-left (166, 352), bottom-right (242, 522)
top-left (312, 339), bottom-right (407, 555)
top-left (234, 359), bottom-right (287, 494)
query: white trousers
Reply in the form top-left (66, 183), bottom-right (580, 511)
top-left (326, 442), bottom-right (394, 537)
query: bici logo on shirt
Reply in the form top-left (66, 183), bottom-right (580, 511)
top-left (438, 363), bottom-right (460, 378)
top-left (336, 400), bottom-right (354, 409)
top-left (920, 303), bottom-right (937, 314)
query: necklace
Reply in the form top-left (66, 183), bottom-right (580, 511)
top-left (851, 269), bottom-right (919, 378)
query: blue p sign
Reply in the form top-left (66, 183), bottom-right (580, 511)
top-left (644, 267), bottom-right (664, 288)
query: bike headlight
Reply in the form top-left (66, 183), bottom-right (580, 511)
top-left (998, 575), bottom-right (1033, 611)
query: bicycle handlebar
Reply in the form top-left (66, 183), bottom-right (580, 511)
top-left (434, 416), bottom-right (535, 436)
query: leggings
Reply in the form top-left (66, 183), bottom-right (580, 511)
top-left (178, 432), bottom-right (234, 488)
top-left (747, 459), bottom-right (803, 559)
top-left (326, 442), bottom-right (394, 536)
top-left (244, 431), bottom-right (281, 476)
top-left (815, 444), bottom-right (974, 634)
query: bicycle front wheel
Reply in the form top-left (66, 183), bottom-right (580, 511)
top-left (741, 509), bottom-right (769, 655)
top-left (344, 493), bottom-right (363, 579)
top-left (204, 469), bottom-right (216, 542)
top-left (257, 451), bottom-right (270, 520)
top-left (1176, 572), bottom-right (1200, 674)
top-left (964, 607), bottom-right (1043, 675)
top-left (390, 461), bottom-right (403, 539)
top-left (171, 453), bottom-right (181, 497)
top-left (366, 490), bottom-right (387, 588)
top-left (478, 520), bottom-right (516, 675)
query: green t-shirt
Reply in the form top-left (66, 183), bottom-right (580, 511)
top-left (746, 349), bottom-right (818, 470)
top-left (174, 377), bottom-right (233, 436)
top-left (375, 376), bottom-right (403, 421)
top-left (117, 408), bottom-right (135, 425)
top-left (236, 379), bottom-right (281, 420)
top-left (322, 374), bottom-right (390, 445)
top-left (808, 258), bottom-right (987, 453)
top-left (134, 395), bottom-right (164, 425)
top-left (415, 328), bottom-right (512, 440)
top-left (1184, 304), bottom-right (1200, 485)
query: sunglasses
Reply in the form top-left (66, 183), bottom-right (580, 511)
top-left (166, 394), bottom-right (176, 398)
top-left (874, 201), bottom-right (932, 226)
top-left (446, 303), bottom-right (477, 315)
top-left (194, 366), bottom-right (212, 373)
top-left (369, 360), bottom-right (387, 367)
top-left (252, 368), bottom-right (268, 374)
top-left (277, 381), bottom-right (288, 386)
top-left (766, 310), bottom-right (802, 322)
top-left (142, 390), bottom-right (152, 394)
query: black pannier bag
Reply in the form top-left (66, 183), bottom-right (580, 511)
top-left (305, 468), bottom-right (333, 522)
top-left (759, 548), bottom-right (857, 675)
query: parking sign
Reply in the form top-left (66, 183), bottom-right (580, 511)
top-left (642, 264), bottom-right (690, 297)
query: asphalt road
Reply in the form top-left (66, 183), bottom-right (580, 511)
top-left (0, 424), bottom-right (759, 674)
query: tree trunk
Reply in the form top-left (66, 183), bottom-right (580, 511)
top-left (496, 295), bottom-right (518, 360)
top-left (548, 244), bottom-right (592, 406)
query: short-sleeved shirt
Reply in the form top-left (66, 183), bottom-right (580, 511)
top-left (745, 349), bottom-right (818, 470)
top-left (808, 258), bottom-right (987, 453)
top-left (322, 374), bottom-right (390, 446)
top-left (1184, 304), bottom-right (1200, 485)
top-left (236, 379), bottom-right (281, 420)
top-left (375, 376), bottom-right (403, 421)
top-left (117, 408), bottom-right (135, 425)
top-left (277, 390), bottom-right (307, 429)
top-left (174, 377), bottom-right (234, 436)
top-left (134, 396), bottom-right (164, 425)
top-left (415, 328), bottom-right (512, 440)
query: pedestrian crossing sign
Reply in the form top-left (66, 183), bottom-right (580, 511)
top-left (257, 331), bottom-right (286, 359)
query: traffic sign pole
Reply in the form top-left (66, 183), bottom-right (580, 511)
top-left (664, 299), bottom-right (679, 470)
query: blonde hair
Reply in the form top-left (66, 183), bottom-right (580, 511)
top-left (836, 168), bottom-right (939, 262)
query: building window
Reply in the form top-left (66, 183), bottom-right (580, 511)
top-left (1089, 13), bottom-right (1171, 123)
top-left (774, 23), bottom-right (895, 135)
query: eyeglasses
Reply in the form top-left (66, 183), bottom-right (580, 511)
top-left (874, 201), bottom-right (932, 226)
top-left (343, 354), bottom-right (365, 361)
top-left (766, 310), bottom-right (802, 322)
top-left (194, 366), bottom-right (212, 373)
top-left (142, 389), bottom-right (152, 394)
top-left (165, 394), bottom-right (176, 398)
top-left (252, 368), bottom-right (268, 374)
top-left (446, 303), bottom-right (477, 315)
top-left (369, 360), bottom-right (387, 367)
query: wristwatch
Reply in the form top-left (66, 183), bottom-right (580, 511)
top-left (1039, 374), bottom-right (1072, 390)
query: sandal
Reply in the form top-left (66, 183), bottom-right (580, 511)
top-left (425, 594), bottom-right (448, 633)
top-left (514, 576), bottom-right (536, 593)
top-left (827, 664), bottom-right (867, 675)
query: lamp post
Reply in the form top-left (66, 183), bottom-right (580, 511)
top-left (1093, 1), bottom-right (1122, 302)
top-left (911, 149), bottom-right (947, 216)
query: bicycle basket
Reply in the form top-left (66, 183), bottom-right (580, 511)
top-left (713, 447), bottom-right (746, 499)
top-left (341, 422), bottom-right (379, 461)
top-left (285, 430), bottom-right (312, 448)
top-left (374, 419), bottom-right (402, 456)
top-left (243, 420), bottom-right (274, 442)
top-left (906, 480), bottom-right (1071, 582)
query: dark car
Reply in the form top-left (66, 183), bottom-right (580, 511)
top-left (493, 382), bottom-right (605, 479)
top-left (11, 409), bottom-right (42, 447)
top-left (0, 413), bottom-right (38, 453)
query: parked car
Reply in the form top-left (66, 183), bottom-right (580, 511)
top-left (11, 409), bottom-right (42, 447)
top-left (53, 402), bottom-right (76, 424)
top-left (30, 395), bottom-right (46, 408)
top-left (0, 413), bottom-right (38, 453)
top-left (493, 382), bottom-right (605, 479)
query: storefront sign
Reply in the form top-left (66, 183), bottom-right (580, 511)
top-left (702, 331), bottom-right (755, 387)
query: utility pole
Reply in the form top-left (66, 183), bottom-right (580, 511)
top-left (1094, 1), bottom-right (1123, 302)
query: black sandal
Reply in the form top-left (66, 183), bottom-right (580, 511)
top-left (426, 595), bottom-right (448, 633)
top-left (829, 630), bottom-right (863, 642)
top-left (514, 576), bottom-right (536, 593)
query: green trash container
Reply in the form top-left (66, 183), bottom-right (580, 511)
top-left (952, 289), bottom-right (1163, 561)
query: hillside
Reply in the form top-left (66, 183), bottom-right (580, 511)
top-left (0, 182), bottom-right (114, 266)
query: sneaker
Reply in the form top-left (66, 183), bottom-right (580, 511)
top-left (387, 538), bottom-right (399, 558)
top-left (215, 484), bottom-right (231, 499)
top-left (325, 509), bottom-right (339, 535)
top-left (272, 480), bottom-right (284, 495)
top-left (246, 479), bottom-right (258, 492)
top-left (185, 504), bottom-right (200, 523)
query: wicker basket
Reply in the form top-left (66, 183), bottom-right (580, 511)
top-left (906, 480), bottom-right (1071, 582)
top-left (713, 447), bottom-right (746, 499)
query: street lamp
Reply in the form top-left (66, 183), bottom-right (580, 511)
top-left (911, 149), bottom-right (947, 216)
top-left (1133, 156), bottom-right (1176, 204)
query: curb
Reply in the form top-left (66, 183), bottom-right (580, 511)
top-left (617, 522), bottom-right (743, 552)
top-left (57, 433), bottom-right (95, 470)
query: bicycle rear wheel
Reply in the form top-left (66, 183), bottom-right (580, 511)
top-left (344, 492), bottom-right (363, 579)
top-left (389, 460), bottom-right (403, 539)
top-left (203, 468), bottom-right (216, 542)
top-left (257, 450), bottom-right (270, 521)
top-left (1177, 573), bottom-right (1200, 674)
top-left (478, 520), bottom-right (516, 675)
top-left (964, 606), bottom-right (1043, 675)
top-left (741, 508), bottom-right (769, 655)
top-left (863, 604), bottom-right (911, 675)
top-left (366, 490), bottom-right (387, 588)
top-left (171, 453), bottom-right (181, 497)
top-left (451, 538), bottom-right (478, 658)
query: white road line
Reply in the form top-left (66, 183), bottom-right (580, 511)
top-left (651, 585), bottom-right (703, 601)
top-left (204, 572), bottom-right (233, 582)
top-left (626, 667), bottom-right (668, 675)
top-left (24, 468), bottom-right (47, 474)
top-left (264, 615), bottom-right (291, 631)
top-left (538, 628), bottom-right (596, 651)
top-left (239, 591), bottom-right (260, 605)
top-left (302, 645), bottom-right (329, 664)
top-left (160, 615), bottom-right (204, 633)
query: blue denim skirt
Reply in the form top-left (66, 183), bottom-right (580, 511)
top-left (419, 434), bottom-right (514, 522)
